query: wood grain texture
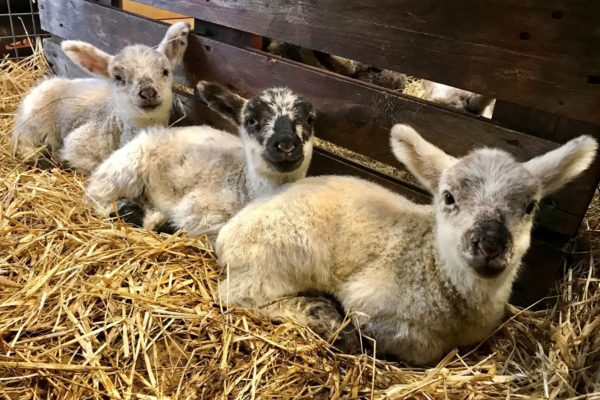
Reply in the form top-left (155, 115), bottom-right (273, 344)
top-left (492, 100), bottom-right (600, 232)
top-left (43, 37), bottom-right (565, 306)
top-left (511, 238), bottom-right (567, 308)
top-left (493, 100), bottom-right (600, 143)
top-left (38, 0), bottom-right (599, 238)
top-left (122, 0), bottom-right (188, 20)
top-left (132, 0), bottom-right (600, 125)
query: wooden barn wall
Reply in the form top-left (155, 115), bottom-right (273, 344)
top-left (133, 0), bottom-right (600, 126)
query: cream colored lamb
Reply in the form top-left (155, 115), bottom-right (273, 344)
top-left (423, 81), bottom-right (496, 117)
top-left (216, 124), bottom-right (597, 364)
top-left (86, 82), bottom-right (316, 241)
top-left (11, 22), bottom-right (190, 172)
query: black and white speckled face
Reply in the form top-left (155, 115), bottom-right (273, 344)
top-left (241, 88), bottom-right (315, 173)
top-left (436, 149), bottom-right (540, 278)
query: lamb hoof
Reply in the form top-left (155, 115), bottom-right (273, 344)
top-left (155, 220), bottom-right (178, 235)
top-left (33, 157), bottom-right (55, 171)
top-left (333, 328), bottom-right (362, 354)
top-left (109, 202), bottom-right (145, 228)
top-left (27, 152), bottom-right (56, 170)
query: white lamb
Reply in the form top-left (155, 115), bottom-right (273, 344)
top-left (85, 81), bottom-right (316, 241)
top-left (423, 81), bottom-right (496, 118)
top-left (11, 22), bottom-right (190, 173)
top-left (216, 124), bottom-right (597, 364)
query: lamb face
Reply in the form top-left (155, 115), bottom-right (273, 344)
top-left (241, 88), bottom-right (315, 175)
top-left (391, 124), bottom-right (598, 287)
top-left (107, 45), bottom-right (174, 119)
top-left (435, 150), bottom-right (539, 279)
top-left (61, 21), bottom-right (189, 122)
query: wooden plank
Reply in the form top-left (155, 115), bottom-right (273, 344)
top-left (44, 38), bottom-right (89, 79)
top-left (132, 0), bottom-right (600, 126)
top-left (193, 19), bottom-right (257, 49)
top-left (309, 149), bottom-right (430, 205)
top-left (492, 100), bottom-right (600, 232)
top-left (44, 37), bottom-right (565, 306)
top-left (90, 0), bottom-right (120, 5)
top-left (121, 1), bottom-right (195, 28)
top-left (492, 100), bottom-right (600, 143)
top-left (122, 0), bottom-right (188, 20)
top-left (510, 238), bottom-right (567, 307)
top-left (38, 0), bottom-right (596, 239)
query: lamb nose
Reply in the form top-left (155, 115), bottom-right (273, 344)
top-left (139, 87), bottom-right (157, 100)
top-left (478, 242), bottom-right (501, 260)
top-left (277, 141), bottom-right (295, 153)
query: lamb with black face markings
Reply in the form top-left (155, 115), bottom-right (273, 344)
top-left (11, 22), bottom-right (190, 173)
top-left (216, 124), bottom-right (597, 364)
top-left (85, 81), bottom-right (315, 242)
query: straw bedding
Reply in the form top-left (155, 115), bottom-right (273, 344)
top-left (1, 44), bottom-right (599, 399)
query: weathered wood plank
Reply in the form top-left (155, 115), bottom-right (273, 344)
top-left (492, 100), bottom-right (600, 143)
top-left (132, 0), bottom-right (600, 126)
top-left (511, 238), bottom-right (567, 307)
top-left (90, 0), bottom-right (121, 6)
top-left (193, 19), bottom-right (258, 49)
top-left (308, 148), bottom-right (430, 205)
top-left (38, 0), bottom-right (597, 238)
top-left (44, 37), bottom-right (566, 306)
top-left (492, 100), bottom-right (600, 233)
top-left (122, 0), bottom-right (188, 20)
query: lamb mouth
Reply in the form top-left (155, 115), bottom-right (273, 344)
top-left (140, 102), bottom-right (162, 111)
top-left (268, 157), bottom-right (304, 173)
top-left (470, 261), bottom-right (506, 279)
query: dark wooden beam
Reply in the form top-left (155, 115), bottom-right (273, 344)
top-left (132, 0), bottom-right (600, 126)
top-left (193, 18), bottom-right (257, 49)
top-left (89, 0), bottom-right (120, 6)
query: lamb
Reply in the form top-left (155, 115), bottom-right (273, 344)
top-left (266, 40), bottom-right (407, 91)
top-left (422, 81), bottom-right (496, 117)
top-left (216, 124), bottom-right (597, 364)
top-left (11, 22), bottom-right (190, 173)
top-left (265, 41), bottom-right (495, 117)
top-left (85, 81), bottom-right (316, 241)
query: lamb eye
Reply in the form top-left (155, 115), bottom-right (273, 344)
top-left (245, 118), bottom-right (258, 128)
top-left (162, 69), bottom-right (169, 77)
top-left (442, 190), bottom-right (455, 205)
top-left (525, 201), bottom-right (537, 215)
top-left (114, 74), bottom-right (123, 83)
top-left (306, 115), bottom-right (314, 126)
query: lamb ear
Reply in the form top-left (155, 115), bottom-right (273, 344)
top-left (157, 21), bottom-right (190, 67)
top-left (196, 80), bottom-right (247, 125)
top-left (523, 135), bottom-right (598, 197)
top-left (390, 124), bottom-right (458, 192)
top-left (62, 40), bottom-right (114, 78)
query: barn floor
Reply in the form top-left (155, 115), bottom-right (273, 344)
top-left (1, 45), bottom-right (599, 399)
